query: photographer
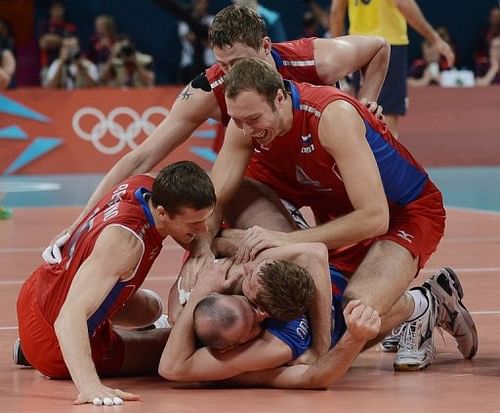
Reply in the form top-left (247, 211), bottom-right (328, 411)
top-left (0, 18), bottom-right (15, 89)
top-left (177, 0), bottom-right (215, 84)
top-left (46, 34), bottom-right (99, 89)
top-left (100, 36), bottom-right (154, 88)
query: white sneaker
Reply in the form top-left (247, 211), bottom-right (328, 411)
top-left (426, 267), bottom-right (478, 359)
top-left (381, 324), bottom-right (404, 352)
top-left (394, 287), bottom-right (436, 371)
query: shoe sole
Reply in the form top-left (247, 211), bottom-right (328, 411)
top-left (429, 267), bottom-right (478, 359)
top-left (381, 342), bottom-right (399, 352)
top-left (393, 361), bottom-right (432, 371)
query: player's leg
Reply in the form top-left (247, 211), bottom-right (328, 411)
top-left (111, 289), bottom-right (164, 329)
top-left (376, 44), bottom-right (408, 138)
top-left (224, 177), bottom-right (299, 231)
top-left (343, 239), bottom-right (417, 331)
top-left (343, 240), bottom-right (439, 370)
top-left (216, 177), bottom-right (307, 256)
top-left (118, 328), bottom-right (170, 375)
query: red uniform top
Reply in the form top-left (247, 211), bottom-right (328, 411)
top-left (206, 38), bottom-right (322, 126)
top-left (31, 175), bottom-right (165, 337)
top-left (246, 81), bottom-right (442, 272)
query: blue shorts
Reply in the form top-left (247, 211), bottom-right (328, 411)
top-left (353, 44), bottom-right (408, 116)
top-left (379, 45), bottom-right (408, 115)
top-left (330, 266), bottom-right (348, 346)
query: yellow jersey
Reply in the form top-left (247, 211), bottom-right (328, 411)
top-left (347, 0), bottom-right (409, 45)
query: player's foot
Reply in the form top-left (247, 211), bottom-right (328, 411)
top-left (381, 324), bottom-right (405, 352)
top-left (13, 338), bottom-right (31, 367)
top-left (394, 286), bottom-right (436, 371)
top-left (426, 267), bottom-right (478, 359)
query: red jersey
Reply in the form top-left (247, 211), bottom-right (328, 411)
top-left (206, 38), bottom-right (322, 126)
top-left (29, 175), bottom-right (165, 337)
top-left (246, 81), bottom-right (444, 272)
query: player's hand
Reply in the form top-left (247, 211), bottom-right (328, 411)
top-left (212, 228), bottom-right (246, 257)
top-left (235, 226), bottom-right (289, 264)
top-left (42, 232), bottom-right (70, 264)
top-left (343, 300), bottom-right (381, 343)
top-left (192, 259), bottom-right (233, 296)
top-left (432, 37), bottom-right (455, 68)
top-left (360, 98), bottom-right (384, 122)
top-left (73, 384), bottom-right (139, 406)
top-left (179, 251), bottom-right (215, 293)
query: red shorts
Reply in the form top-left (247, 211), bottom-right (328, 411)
top-left (16, 275), bottom-right (125, 378)
top-left (320, 180), bottom-right (446, 273)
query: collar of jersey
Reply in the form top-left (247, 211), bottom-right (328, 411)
top-left (270, 48), bottom-right (283, 68)
top-left (134, 187), bottom-right (155, 226)
top-left (283, 79), bottom-right (301, 110)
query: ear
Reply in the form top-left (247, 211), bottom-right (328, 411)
top-left (276, 89), bottom-right (285, 106)
top-left (155, 205), bottom-right (169, 222)
top-left (261, 37), bottom-right (272, 55)
top-left (256, 307), bottom-right (269, 321)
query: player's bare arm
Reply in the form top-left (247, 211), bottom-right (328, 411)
top-left (54, 226), bottom-right (143, 405)
top-left (329, 0), bottom-right (348, 37)
top-left (314, 36), bottom-right (390, 101)
top-left (178, 120), bottom-right (253, 291)
top-left (282, 100), bottom-right (388, 249)
top-left (220, 301), bottom-right (380, 389)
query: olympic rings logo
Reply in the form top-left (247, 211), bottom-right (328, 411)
top-left (72, 106), bottom-right (169, 155)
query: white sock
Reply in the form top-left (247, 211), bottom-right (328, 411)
top-left (153, 314), bottom-right (171, 329)
top-left (406, 288), bottom-right (429, 322)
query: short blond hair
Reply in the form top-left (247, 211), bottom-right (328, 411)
top-left (256, 260), bottom-right (315, 321)
top-left (224, 57), bottom-right (286, 109)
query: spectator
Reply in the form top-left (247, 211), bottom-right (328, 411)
top-left (476, 35), bottom-right (500, 86)
top-left (476, 6), bottom-right (500, 62)
top-left (0, 18), bottom-right (14, 51)
top-left (302, 0), bottom-right (329, 38)
top-left (87, 15), bottom-right (117, 74)
top-left (0, 19), bottom-right (15, 89)
top-left (177, 0), bottom-right (215, 84)
top-left (38, 0), bottom-right (77, 85)
top-left (45, 34), bottom-right (98, 89)
top-left (100, 36), bottom-right (154, 87)
top-left (232, 0), bottom-right (287, 42)
top-left (408, 26), bottom-right (455, 87)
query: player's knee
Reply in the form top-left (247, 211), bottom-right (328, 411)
top-left (342, 288), bottom-right (385, 314)
top-left (140, 289), bottom-right (164, 324)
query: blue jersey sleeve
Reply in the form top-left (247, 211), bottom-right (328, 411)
top-left (263, 315), bottom-right (311, 359)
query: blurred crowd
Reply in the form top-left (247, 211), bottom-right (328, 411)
top-left (0, 0), bottom-right (499, 90)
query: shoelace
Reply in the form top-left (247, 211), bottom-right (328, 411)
top-left (390, 324), bottom-right (405, 338)
top-left (398, 322), bottom-right (419, 353)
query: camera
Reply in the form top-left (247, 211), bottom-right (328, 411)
top-left (67, 47), bottom-right (81, 62)
top-left (118, 43), bottom-right (135, 59)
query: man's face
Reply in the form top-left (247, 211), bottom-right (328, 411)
top-left (62, 37), bottom-right (78, 52)
top-left (165, 206), bottom-right (213, 244)
top-left (241, 259), bottom-right (272, 307)
top-left (95, 17), bottom-right (108, 36)
top-left (50, 4), bottom-right (65, 21)
top-left (213, 41), bottom-right (267, 73)
top-left (216, 295), bottom-right (264, 352)
top-left (226, 90), bottom-right (284, 147)
top-left (490, 8), bottom-right (500, 27)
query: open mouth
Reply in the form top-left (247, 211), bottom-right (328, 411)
top-left (253, 130), bottom-right (271, 144)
